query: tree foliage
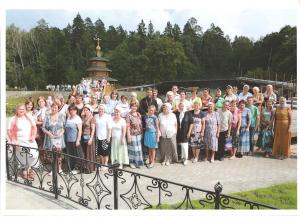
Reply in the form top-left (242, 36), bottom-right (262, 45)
top-left (6, 14), bottom-right (297, 89)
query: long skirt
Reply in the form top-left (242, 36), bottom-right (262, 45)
top-left (128, 134), bottom-right (144, 166)
top-left (257, 125), bottom-right (273, 153)
top-left (230, 127), bottom-right (240, 148)
top-left (81, 138), bottom-right (96, 172)
top-left (159, 135), bottom-right (178, 163)
top-left (15, 139), bottom-right (40, 169)
top-left (238, 127), bottom-right (250, 154)
top-left (111, 137), bottom-right (129, 165)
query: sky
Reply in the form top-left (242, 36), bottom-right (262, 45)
top-left (4, 0), bottom-right (298, 41)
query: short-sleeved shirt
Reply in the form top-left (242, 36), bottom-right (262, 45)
top-left (218, 109), bottom-right (233, 132)
top-left (247, 105), bottom-right (260, 128)
top-left (126, 112), bottom-right (143, 135)
top-left (159, 112), bottom-right (177, 138)
top-left (225, 94), bottom-right (237, 102)
top-left (95, 113), bottom-right (112, 140)
top-left (144, 114), bottom-right (158, 133)
top-left (238, 92), bottom-right (253, 102)
top-left (65, 115), bottom-right (82, 142)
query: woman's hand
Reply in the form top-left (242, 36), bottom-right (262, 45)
top-left (76, 140), bottom-right (80, 147)
top-left (127, 136), bottom-right (131, 144)
top-left (88, 138), bottom-right (92, 146)
top-left (48, 132), bottom-right (55, 139)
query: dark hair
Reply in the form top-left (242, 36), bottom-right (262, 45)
top-left (25, 99), bottom-right (34, 111)
top-left (68, 104), bottom-right (78, 112)
top-left (121, 95), bottom-right (128, 101)
top-left (179, 90), bottom-right (186, 95)
top-left (110, 91), bottom-right (119, 100)
top-left (203, 88), bottom-right (210, 93)
top-left (238, 100), bottom-right (246, 105)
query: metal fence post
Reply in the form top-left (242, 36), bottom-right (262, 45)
top-left (214, 182), bottom-right (223, 209)
top-left (113, 164), bottom-right (119, 210)
top-left (52, 148), bottom-right (58, 199)
top-left (6, 141), bottom-right (11, 180)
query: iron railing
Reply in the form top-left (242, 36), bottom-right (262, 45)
top-left (6, 142), bottom-right (278, 210)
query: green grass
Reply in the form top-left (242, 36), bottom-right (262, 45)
top-left (6, 91), bottom-right (68, 117)
top-left (152, 182), bottom-right (297, 210)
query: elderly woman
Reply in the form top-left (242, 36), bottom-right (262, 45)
top-left (252, 86), bottom-right (264, 109)
top-left (165, 91), bottom-right (177, 112)
top-left (224, 85), bottom-right (237, 102)
top-left (263, 85), bottom-right (277, 105)
top-left (94, 104), bottom-right (112, 168)
top-left (65, 104), bottom-right (83, 174)
top-left (81, 104), bottom-right (96, 173)
top-left (175, 102), bottom-right (194, 165)
top-left (189, 100), bottom-right (205, 163)
top-left (90, 94), bottom-right (99, 114)
top-left (238, 85), bottom-right (253, 102)
top-left (42, 102), bottom-right (66, 175)
top-left (272, 97), bottom-right (292, 159)
top-left (130, 92), bottom-right (140, 108)
top-left (53, 95), bottom-right (69, 118)
top-left (7, 104), bottom-right (39, 179)
top-left (118, 95), bottom-right (130, 118)
top-left (204, 102), bottom-right (220, 163)
top-left (111, 106), bottom-right (129, 169)
top-left (126, 102), bottom-right (144, 168)
top-left (158, 103), bottom-right (178, 166)
top-left (236, 100), bottom-right (251, 158)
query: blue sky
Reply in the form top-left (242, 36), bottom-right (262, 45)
top-left (5, 1), bottom-right (297, 41)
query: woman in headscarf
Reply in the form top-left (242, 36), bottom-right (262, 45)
top-left (158, 103), bottom-right (178, 166)
top-left (7, 104), bottom-right (39, 179)
top-left (272, 97), bottom-right (292, 159)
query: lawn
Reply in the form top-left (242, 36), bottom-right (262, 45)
top-left (153, 182), bottom-right (297, 210)
top-left (6, 91), bottom-right (68, 117)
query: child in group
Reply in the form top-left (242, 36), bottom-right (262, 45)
top-left (143, 105), bottom-right (160, 168)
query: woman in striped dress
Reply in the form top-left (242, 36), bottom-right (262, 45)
top-left (126, 102), bottom-right (144, 168)
top-left (237, 100), bottom-right (251, 158)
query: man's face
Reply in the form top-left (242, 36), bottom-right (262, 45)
top-left (147, 90), bottom-right (152, 98)
top-left (172, 86), bottom-right (178, 93)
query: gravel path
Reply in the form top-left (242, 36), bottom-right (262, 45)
top-left (5, 145), bottom-right (297, 210)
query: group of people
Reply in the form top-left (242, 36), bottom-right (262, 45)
top-left (6, 83), bottom-right (292, 178)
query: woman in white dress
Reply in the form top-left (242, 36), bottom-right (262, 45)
top-left (110, 106), bottom-right (129, 169)
top-left (7, 104), bottom-right (39, 179)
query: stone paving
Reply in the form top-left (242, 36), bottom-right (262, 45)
top-left (5, 145), bottom-right (297, 209)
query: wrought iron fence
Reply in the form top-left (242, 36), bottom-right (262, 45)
top-left (6, 142), bottom-right (278, 210)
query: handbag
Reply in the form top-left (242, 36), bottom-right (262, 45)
top-left (225, 136), bottom-right (232, 151)
top-left (83, 134), bottom-right (91, 141)
top-left (51, 138), bottom-right (62, 151)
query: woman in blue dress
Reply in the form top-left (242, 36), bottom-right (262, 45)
top-left (237, 100), bottom-right (251, 158)
top-left (42, 102), bottom-right (66, 174)
top-left (143, 105), bottom-right (160, 168)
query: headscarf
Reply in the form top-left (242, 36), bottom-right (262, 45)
top-left (163, 103), bottom-right (172, 114)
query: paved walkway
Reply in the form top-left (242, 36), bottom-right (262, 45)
top-left (5, 145), bottom-right (297, 209)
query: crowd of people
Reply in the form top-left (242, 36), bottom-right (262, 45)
top-left (6, 83), bottom-right (293, 178)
